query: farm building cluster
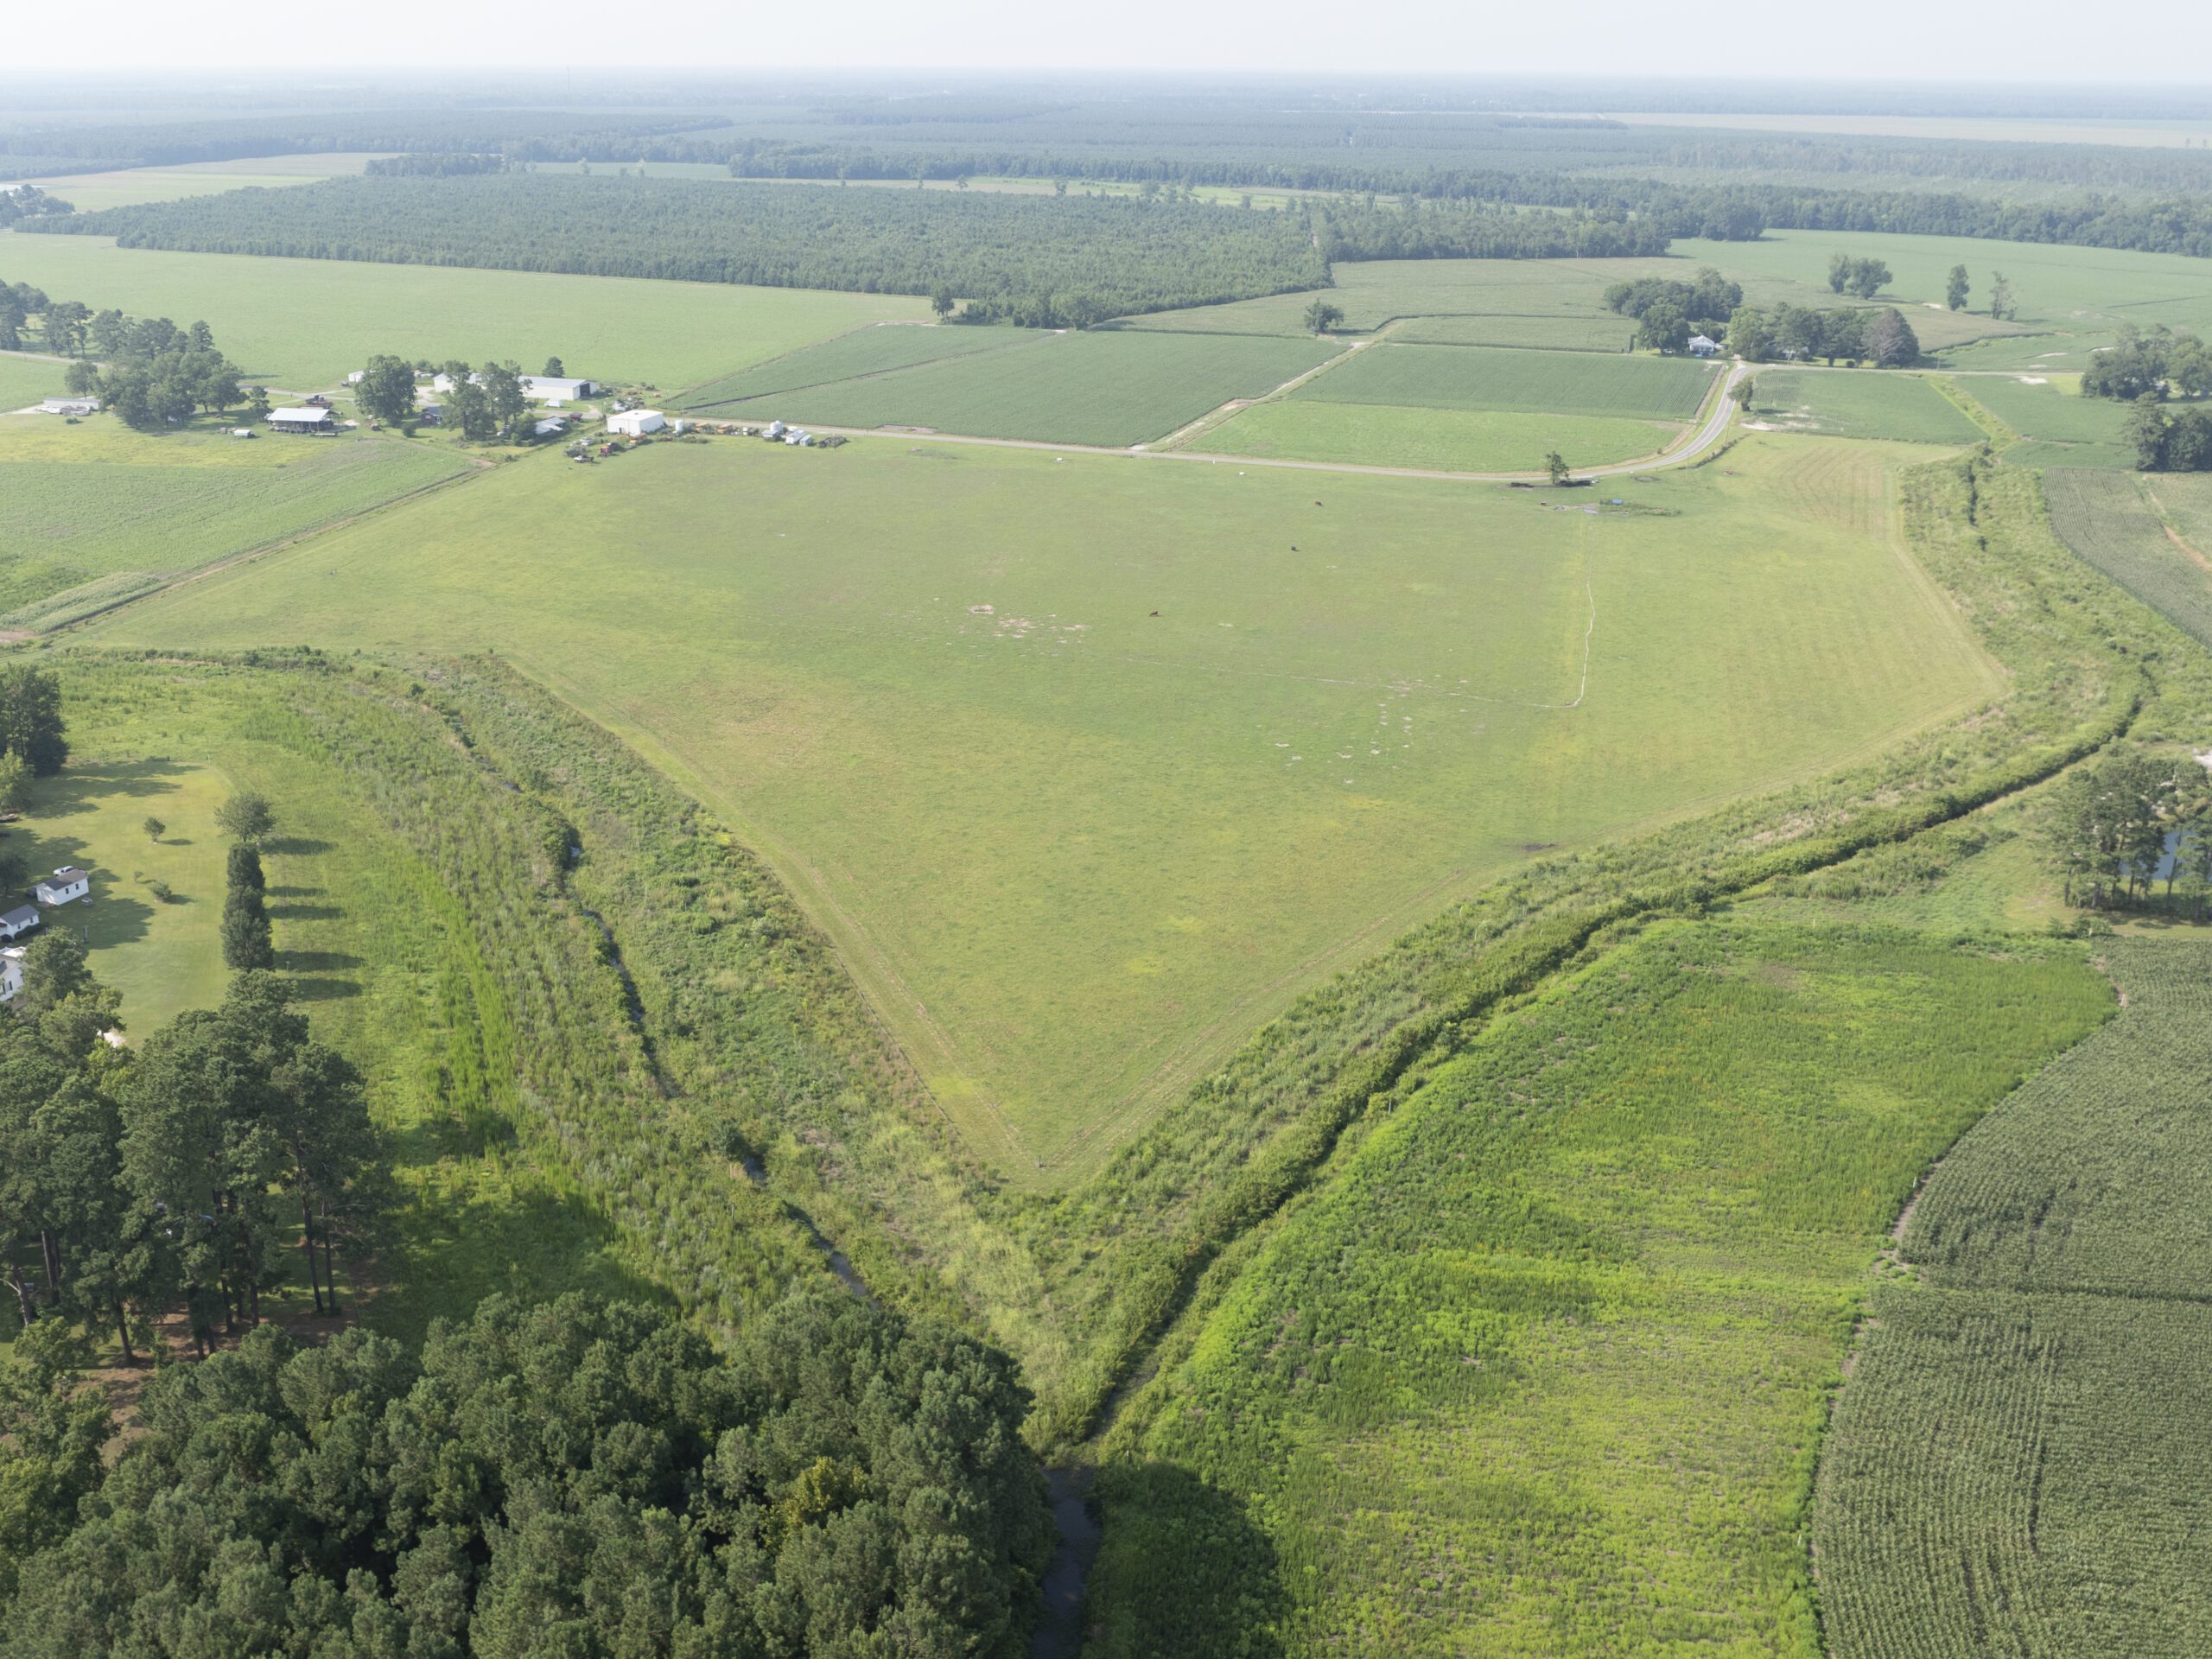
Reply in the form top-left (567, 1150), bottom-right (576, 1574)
top-left (0, 865), bottom-right (93, 1003)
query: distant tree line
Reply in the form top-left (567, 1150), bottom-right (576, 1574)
top-left (0, 110), bottom-right (730, 173)
top-left (2083, 324), bottom-right (2212, 402)
top-left (363, 150), bottom-right (509, 178)
top-left (30, 174), bottom-right (1337, 319)
top-left (0, 1291), bottom-right (1051, 1656)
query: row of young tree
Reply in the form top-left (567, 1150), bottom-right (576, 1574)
top-left (2083, 324), bottom-right (2212, 402)
top-left (2039, 746), bottom-right (2212, 911)
top-left (1726, 302), bottom-right (1921, 367)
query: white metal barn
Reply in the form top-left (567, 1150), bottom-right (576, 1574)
top-left (607, 410), bottom-right (665, 436)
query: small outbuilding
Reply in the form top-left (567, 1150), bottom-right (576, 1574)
top-left (270, 407), bottom-right (335, 433)
top-left (34, 867), bottom-right (88, 907)
top-left (230, 427), bottom-right (257, 439)
top-left (607, 410), bottom-right (665, 437)
top-left (41, 397), bottom-right (99, 416)
top-left (0, 904), bottom-right (39, 941)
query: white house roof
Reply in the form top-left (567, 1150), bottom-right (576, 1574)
top-left (521, 376), bottom-right (593, 400)
top-left (0, 905), bottom-right (38, 930)
top-left (270, 407), bottom-right (333, 423)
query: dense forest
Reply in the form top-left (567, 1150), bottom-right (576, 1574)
top-left (0, 1293), bottom-right (1052, 1655)
top-left (31, 175), bottom-right (1337, 313)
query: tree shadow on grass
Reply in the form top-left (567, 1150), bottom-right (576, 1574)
top-left (270, 902), bottom-right (343, 921)
top-left (1078, 1460), bottom-right (1289, 1659)
top-left (283, 975), bottom-right (362, 1002)
top-left (29, 758), bottom-right (196, 820)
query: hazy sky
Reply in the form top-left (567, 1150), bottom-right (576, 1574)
top-left (7, 0), bottom-right (2209, 82)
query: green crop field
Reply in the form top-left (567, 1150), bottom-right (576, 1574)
top-left (1815, 938), bottom-right (2212, 1658)
top-left (1744, 369), bottom-right (1985, 444)
top-left (703, 328), bottom-right (1337, 446)
top-left (0, 353), bottom-right (67, 410)
top-left (0, 234), bottom-right (929, 391)
top-left (1391, 313), bottom-right (1637, 352)
top-left (675, 321), bottom-right (1029, 406)
top-left (78, 431), bottom-right (1999, 1183)
top-left (2044, 468), bottom-right (2212, 648)
top-left (1089, 920), bottom-right (2109, 1658)
top-left (1958, 373), bottom-right (2138, 467)
top-left (1126, 257), bottom-right (1685, 336)
top-left (16, 151), bottom-right (387, 213)
top-left (0, 415), bottom-right (471, 627)
top-left (1189, 398), bottom-right (1678, 474)
top-left (1297, 342), bottom-right (1716, 421)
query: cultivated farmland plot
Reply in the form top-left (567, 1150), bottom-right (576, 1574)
top-left (1295, 341), bottom-right (1716, 421)
top-left (1961, 373), bottom-right (2137, 468)
top-left (1192, 399), bottom-right (1677, 474)
top-left (1742, 370), bottom-right (1984, 445)
top-left (2044, 468), bottom-right (2212, 649)
top-left (675, 321), bottom-right (1030, 407)
top-left (699, 328), bottom-right (1338, 447)
top-left (1816, 938), bottom-right (2212, 1658)
top-left (81, 432), bottom-right (1999, 1181)
top-left (0, 350), bottom-right (69, 410)
top-left (0, 233), bottom-right (931, 390)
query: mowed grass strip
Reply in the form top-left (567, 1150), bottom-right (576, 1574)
top-left (677, 322), bottom-right (1030, 407)
top-left (711, 328), bottom-right (1338, 447)
top-left (1090, 921), bottom-right (2109, 1658)
top-left (85, 432), bottom-right (2001, 1181)
top-left (0, 415), bottom-right (471, 597)
top-left (1192, 399), bottom-right (1677, 474)
top-left (1298, 342), bottom-right (1716, 421)
top-left (0, 234), bottom-right (931, 391)
top-left (1745, 370), bottom-right (1984, 444)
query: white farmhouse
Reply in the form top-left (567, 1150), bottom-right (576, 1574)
top-left (0, 947), bottom-right (24, 1005)
top-left (1688, 334), bottom-right (1719, 357)
top-left (0, 904), bottom-right (38, 941)
top-left (607, 410), bottom-right (664, 437)
top-left (35, 867), bottom-right (89, 906)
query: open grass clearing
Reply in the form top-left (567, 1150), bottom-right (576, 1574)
top-left (1190, 398), bottom-right (1678, 474)
top-left (705, 327), bottom-right (1337, 447)
top-left (675, 321), bottom-right (1029, 406)
top-left (16, 151), bottom-right (390, 213)
top-left (1090, 920), bottom-right (2110, 1657)
top-left (1297, 341), bottom-right (1715, 421)
top-left (1959, 373), bottom-right (2139, 467)
top-left (0, 233), bottom-right (930, 391)
top-left (0, 413), bottom-right (472, 627)
top-left (0, 350), bottom-right (68, 410)
top-left (1742, 369), bottom-right (1984, 444)
top-left (82, 431), bottom-right (2001, 1183)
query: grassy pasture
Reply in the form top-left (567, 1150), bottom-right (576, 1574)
top-left (705, 328), bottom-right (1337, 446)
top-left (0, 351), bottom-right (67, 409)
top-left (0, 415), bottom-right (471, 627)
top-left (1090, 920), bottom-right (2109, 1658)
top-left (1296, 342), bottom-right (1715, 421)
top-left (1190, 399), bottom-right (1677, 474)
top-left (2044, 468), bottom-right (2212, 649)
top-left (0, 233), bottom-right (929, 391)
top-left (675, 321), bottom-right (1028, 405)
top-left (82, 432), bottom-right (2000, 1182)
top-left (1815, 938), bottom-right (2212, 1659)
top-left (1743, 369), bottom-right (1984, 444)
top-left (17, 151), bottom-right (388, 213)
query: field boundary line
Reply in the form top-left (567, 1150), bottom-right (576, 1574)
top-left (1144, 335), bottom-right (1365, 450)
top-left (675, 325), bottom-right (1050, 412)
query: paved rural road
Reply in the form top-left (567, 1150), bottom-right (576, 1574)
top-left (778, 360), bottom-right (1748, 484)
